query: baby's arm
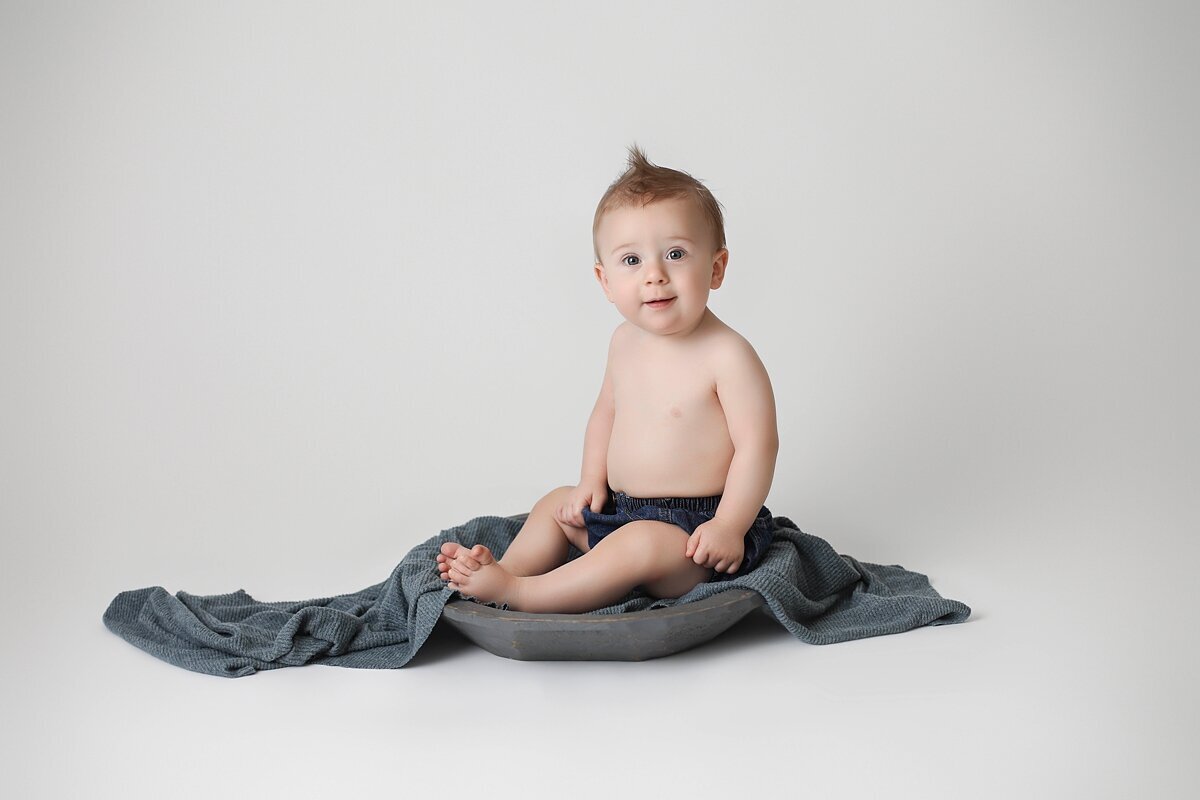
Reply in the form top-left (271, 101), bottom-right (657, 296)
top-left (557, 329), bottom-right (619, 527)
top-left (685, 337), bottom-right (779, 573)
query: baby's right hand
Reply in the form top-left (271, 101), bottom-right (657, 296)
top-left (556, 483), bottom-right (607, 529)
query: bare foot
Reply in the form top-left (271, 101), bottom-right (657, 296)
top-left (437, 542), bottom-right (519, 607)
top-left (435, 541), bottom-right (474, 583)
top-left (437, 542), bottom-right (501, 584)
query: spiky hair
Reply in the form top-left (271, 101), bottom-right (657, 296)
top-left (592, 145), bottom-right (726, 262)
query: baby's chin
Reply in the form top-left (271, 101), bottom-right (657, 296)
top-left (624, 310), bottom-right (710, 338)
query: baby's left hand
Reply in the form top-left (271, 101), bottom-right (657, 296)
top-left (685, 519), bottom-right (745, 575)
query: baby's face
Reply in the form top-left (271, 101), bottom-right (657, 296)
top-left (593, 197), bottom-right (728, 337)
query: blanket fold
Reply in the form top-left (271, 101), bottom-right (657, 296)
top-left (103, 514), bottom-right (971, 677)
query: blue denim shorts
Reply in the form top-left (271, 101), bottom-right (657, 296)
top-left (580, 489), bottom-right (774, 583)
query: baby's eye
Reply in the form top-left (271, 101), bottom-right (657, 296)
top-left (666, 248), bottom-right (686, 260)
top-left (622, 255), bottom-right (641, 267)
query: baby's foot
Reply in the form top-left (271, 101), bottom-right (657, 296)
top-left (439, 543), bottom-right (519, 607)
top-left (437, 542), bottom-right (497, 583)
top-left (436, 541), bottom-right (472, 582)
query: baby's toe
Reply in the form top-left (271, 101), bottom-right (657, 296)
top-left (453, 553), bottom-right (482, 572)
top-left (440, 541), bottom-right (465, 558)
top-left (469, 544), bottom-right (496, 565)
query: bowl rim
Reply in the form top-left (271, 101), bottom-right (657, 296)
top-left (441, 587), bottom-right (763, 625)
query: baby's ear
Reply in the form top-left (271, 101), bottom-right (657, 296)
top-left (710, 249), bottom-right (729, 289)
top-left (594, 262), bottom-right (614, 301)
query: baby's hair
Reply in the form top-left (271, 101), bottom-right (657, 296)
top-left (592, 144), bottom-right (726, 263)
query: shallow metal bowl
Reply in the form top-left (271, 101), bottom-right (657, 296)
top-left (440, 588), bottom-right (764, 661)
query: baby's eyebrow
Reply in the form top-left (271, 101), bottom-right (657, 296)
top-left (609, 237), bottom-right (694, 256)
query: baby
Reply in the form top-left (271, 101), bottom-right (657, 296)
top-left (436, 146), bottom-right (778, 613)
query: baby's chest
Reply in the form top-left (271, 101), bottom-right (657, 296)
top-left (611, 362), bottom-right (723, 424)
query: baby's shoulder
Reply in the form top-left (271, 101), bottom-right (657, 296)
top-left (704, 324), bottom-right (770, 383)
top-left (607, 321), bottom-right (644, 355)
top-left (706, 322), bottom-right (760, 361)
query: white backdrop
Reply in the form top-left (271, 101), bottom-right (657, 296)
top-left (2, 2), bottom-right (1197, 798)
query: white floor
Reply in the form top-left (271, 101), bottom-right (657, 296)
top-left (5, 501), bottom-right (1196, 799)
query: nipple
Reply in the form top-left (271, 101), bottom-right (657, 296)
top-left (669, 406), bottom-right (682, 418)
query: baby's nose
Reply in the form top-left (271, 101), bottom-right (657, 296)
top-left (644, 264), bottom-right (668, 283)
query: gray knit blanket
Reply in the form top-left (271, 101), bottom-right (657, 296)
top-left (103, 514), bottom-right (971, 677)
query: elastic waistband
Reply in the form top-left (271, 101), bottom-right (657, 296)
top-left (611, 490), bottom-right (722, 515)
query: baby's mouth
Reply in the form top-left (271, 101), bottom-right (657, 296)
top-left (645, 297), bottom-right (676, 308)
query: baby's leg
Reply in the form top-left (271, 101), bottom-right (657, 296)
top-left (498, 485), bottom-right (592, 576)
top-left (436, 486), bottom-right (588, 582)
top-left (444, 521), bottom-right (712, 614)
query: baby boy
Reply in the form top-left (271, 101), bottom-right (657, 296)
top-left (436, 146), bottom-right (778, 613)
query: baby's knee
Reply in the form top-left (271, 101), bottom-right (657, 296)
top-left (546, 485), bottom-right (574, 504)
top-left (601, 521), bottom-right (684, 568)
top-left (612, 522), bottom-right (710, 597)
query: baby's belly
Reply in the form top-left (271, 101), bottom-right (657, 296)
top-left (607, 413), bottom-right (735, 498)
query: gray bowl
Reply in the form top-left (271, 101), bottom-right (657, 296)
top-left (440, 589), bottom-right (765, 661)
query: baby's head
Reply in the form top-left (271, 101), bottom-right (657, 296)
top-left (592, 146), bottom-right (730, 336)
top-left (592, 146), bottom-right (726, 263)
